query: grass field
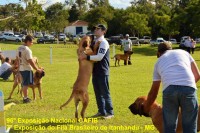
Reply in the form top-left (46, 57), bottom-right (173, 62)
top-left (1, 42), bottom-right (200, 133)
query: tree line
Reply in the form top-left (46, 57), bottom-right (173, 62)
top-left (0, 0), bottom-right (199, 40)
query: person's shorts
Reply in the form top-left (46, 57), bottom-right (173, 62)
top-left (20, 70), bottom-right (33, 86)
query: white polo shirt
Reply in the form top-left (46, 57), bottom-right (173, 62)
top-left (17, 45), bottom-right (33, 71)
top-left (122, 39), bottom-right (132, 51)
top-left (0, 62), bottom-right (11, 75)
top-left (153, 49), bottom-right (196, 91)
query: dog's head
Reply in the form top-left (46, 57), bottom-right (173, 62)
top-left (79, 36), bottom-right (91, 49)
top-left (128, 96), bottom-right (150, 117)
top-left (35, 69), bottom-right (45, 79)
top-left (125, 51), bottom-right (133, 55)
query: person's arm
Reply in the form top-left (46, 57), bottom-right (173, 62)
top-left (26, 49), bottom-right (38, 71)
top-left (88, 41), bottom-right (109, 61)
top-left (79, 41), bottom-right (109, 61)
top-left (28, 59), bottom-right (38, 71)
top-left (129, 39), bottom-right (132, 51)
top-left (191, 61), bottom-right (200, 83)
top-left (144, 81), bottom-right (161, 112)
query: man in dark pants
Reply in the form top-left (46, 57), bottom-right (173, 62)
top-left (144, 42), bottom-right (200, 133)
top-left (121, 34), bottom-right (132, 65)
top-left (79, 24), bottom-right (114, 119)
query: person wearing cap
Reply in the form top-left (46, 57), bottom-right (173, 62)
top-left (121, 34), bottom-right (132, 65)
top-left (143, 42), bottom-right (200, 132)
top-left (17, 35), bottom-right (39, 103)
top-left (79, 24), bottom-right (114, 119)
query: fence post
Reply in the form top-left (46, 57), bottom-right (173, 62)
top-left (112, 44), bottom-right (115, 58)
top-left (50, 46), bottom-right (52, 64)
top-left (0, 90), bottom-right (9, 133)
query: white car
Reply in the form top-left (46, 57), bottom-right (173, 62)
top-left (0, 32), bottom-right (22, 42)
top-left (129, 37), bottom-right (140, 45)
top-left (195, 38), bottom-right (200, 43)
top-left (150, 38), bottom-right (165, 46)
top-left (59, 33), bottom-right (66, 41)
top-left (169, 39), bottom-right (177, 44)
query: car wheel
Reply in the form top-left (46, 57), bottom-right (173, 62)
top-left (16, 39), bottom-right (20, 42)
top-left (2, 38), bottom-right (6, 41)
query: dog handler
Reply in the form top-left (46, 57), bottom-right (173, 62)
top-left (17, 35), bottom-right (39, 103)
top-left (121, 34), bottom-right (132, 65)
top-left (79, 24), bottom-right (114, 119)
top-left (144, 42), bottom-right (200, 133)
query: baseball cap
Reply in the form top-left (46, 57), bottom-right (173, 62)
top-left (158, 42), bottom-right (172, 53)
top-left (94, 24), bottom-right (107, 31)
top-left (126, 34), bottom-right (129, 37)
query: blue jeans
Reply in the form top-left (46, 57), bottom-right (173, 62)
top-left (163, 85), bottom-right (198, 133)
top-left (92, 75), bottom-right (114, 115)
top-left (0, 68), bottom-right (12, 80)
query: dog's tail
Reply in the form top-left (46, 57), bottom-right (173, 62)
top-left (60, 91), bottom-right (75, 110)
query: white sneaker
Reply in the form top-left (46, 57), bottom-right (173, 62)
top-left (103, 114), bottom-right (114, 119)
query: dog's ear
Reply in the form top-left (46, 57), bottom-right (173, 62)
top-left (138, 103), bottom-right (150, 117)
top-left (82, 41), bottom-right (88, 48)
top-left (36, 71), bottom-right (40, 78)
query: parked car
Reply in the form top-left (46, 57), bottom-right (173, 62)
top-left (139, 36), bottom-right (151, 44)
top-left (150, 37), bottom-right (165, 46)
top-left (195, 38), bottom-right (200, 43)
top-left (77, 32), bottom-right (86, 38)
top-left (169, 38), bottom-right (177, 44)
top-left (18, 34), bottom-right (26, 41)
top-left (129, 37), bottom-right (140, 45)
top-left (0, 32), bottom-right (22, 42)
top-left (34, 32), bottom-right (43, 38)
top-left (108, 36), bottom-right (122, 45)
top-left (58, 33), bottom-right (66, 41)
top-left (37, 35), bottom-right (56, 44)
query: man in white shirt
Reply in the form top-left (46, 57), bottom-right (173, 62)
top-left (17, 35), bottom-right (39, 103)
top-left (184, 36), bottom-right (192, 54)
top-left (0, 57), bottom-right (12, 80)
top-left (144, 42), bottom-right (200, 133)
top-left (121, 34), bottom-right (132, 65)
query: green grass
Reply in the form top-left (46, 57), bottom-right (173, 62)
top-left (1, 42), bottom-right (200, 133)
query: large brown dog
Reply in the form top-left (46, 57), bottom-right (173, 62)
top-left (113, 51), bottom-right (133, 66)
top-left (60, 36), bottom-right (101, 119)
top-left (8, 69), bottom-right (45, 100)
top-left (129, 96), bottom-right (200, 133)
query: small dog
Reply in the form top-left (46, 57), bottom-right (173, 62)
top-left (113, 51), bottom-right (133, 66)
top-left (60, 36), bottom-right (101, 119)
top-left (8, 69), bottom-right (45, 100)
top-left (129, 96), bottom-right (200, 133)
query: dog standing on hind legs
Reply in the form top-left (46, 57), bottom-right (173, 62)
top-left (60, 36), bottom-right (101, 119)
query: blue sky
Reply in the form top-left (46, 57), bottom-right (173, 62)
top-left (0, 0), bottom-right (132, 9)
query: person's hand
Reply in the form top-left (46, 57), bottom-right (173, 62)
top-left (78, 53), bottom-right (87, 61)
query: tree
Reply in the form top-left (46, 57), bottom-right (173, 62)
top-left (122, 12), bottom-right (150, 37)
top-left (90, 0), bottom-right (110, 8)
top-left (16, 3), bottom-right (45, 32)
top-left (84, 6), bottom-right (114, 30)
top-left (68, 4), bottom-right (80, 22)
top-left (45, 3), bottom-right (69, 33)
